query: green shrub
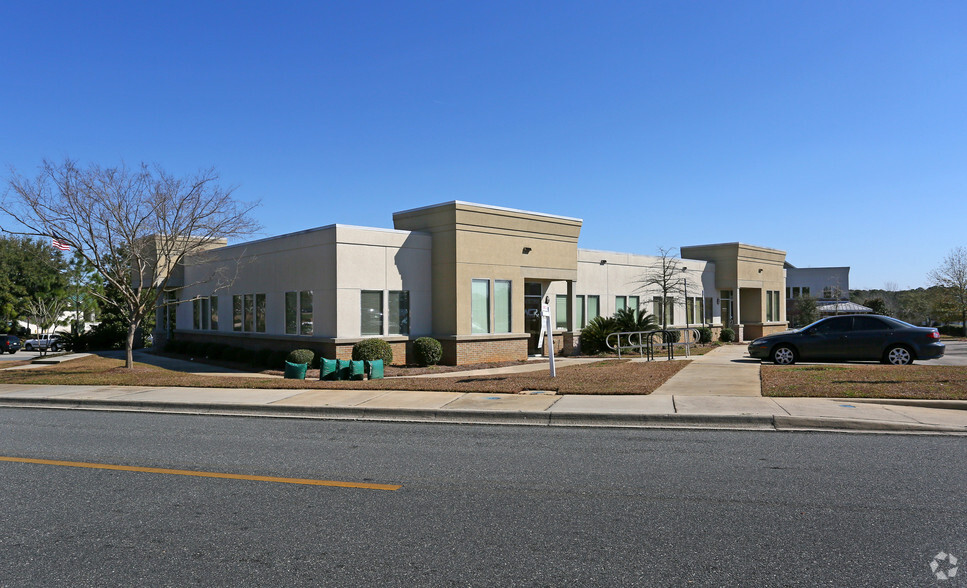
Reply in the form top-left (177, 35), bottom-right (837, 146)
top-left (235, 348), bottom-right (255, 366)
top-left (255, 348), bottom-right (274, 368)
top-left (579, 316), bottom-right (620, 355)
top-left (697, 327), bottom-right (713, 344)
top-left (719, 328), bottom-right (736, 343)
top-left (186, 341), bottom-right (206, 357)
top-left (352, 338), bottom-right (393, 364)
top-left (286, 348), bottom-right (315, 366)
top-left (164, 339), bottom-right (182, 354)
top-left (269, 350), bottom-right (288, 370)
top-left (413, 337), bottom-right (442, 366)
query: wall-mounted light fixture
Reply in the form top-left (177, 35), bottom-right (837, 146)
top-left (600, 259), bottom-right (607, 265)
top-left (522, 247), bottom-right (532, 254)
top-left (758, 268), bottom-right (763, 273)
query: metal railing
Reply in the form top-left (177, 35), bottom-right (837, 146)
top-left (605, 327), bottom-right (703, 360)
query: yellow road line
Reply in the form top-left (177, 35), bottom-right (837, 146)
top-left (0, 456), bottom-right (401, 491)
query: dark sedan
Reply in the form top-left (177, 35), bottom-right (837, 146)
top-left (748, 314), bottom-right (945, 365)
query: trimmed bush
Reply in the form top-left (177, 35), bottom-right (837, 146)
top-left (164, 340), bottom-right (182, 354)
top-left (719, 328), bottom-right (736, 343)
top-left (352, 338), bottom-right (393, 364)
top-left (413, 337), bottom-right (443, 366)
top-left (286, 348), bottom-right (315, 366)
top-left (697, 326), bottom-right (713, 344)
top-left (208, 343), bottom-right (229, 360)
top-left (662, 330), bottom-right (681, 344)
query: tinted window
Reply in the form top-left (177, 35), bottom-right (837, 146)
top-left (853, 316), bottom-right (889, 331)
top-left (813, 317), bottom-right (852, 334)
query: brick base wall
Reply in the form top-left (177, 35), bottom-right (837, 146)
top-left (742, 323), bottom-right (789, 340)
top-left (169, 332), bottom-right (411, 365)
top-left (443, 337), bottom-right (529, 365)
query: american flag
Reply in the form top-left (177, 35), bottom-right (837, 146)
top-left (52, 238), bottom-right (70, 251)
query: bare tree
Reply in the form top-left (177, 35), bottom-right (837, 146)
top-left (24, 296), bottom-right (68, 356)
top-left (636, 246), bottom-right (685, 329)
top-left (2, 159), bottom-right (260, 367)
top-left (929, 246), bottom-right (967, 336)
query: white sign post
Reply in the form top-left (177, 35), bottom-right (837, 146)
top-left (541, 302), bottom-right (556, 378)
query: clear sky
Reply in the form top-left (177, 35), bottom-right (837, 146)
top-left (2, 1), bottom-right (965, 290)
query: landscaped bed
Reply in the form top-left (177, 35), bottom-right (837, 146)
top-left (761, 364), bottom-right (967, 400)
top-left (0, 355), bottom-right (690, 395)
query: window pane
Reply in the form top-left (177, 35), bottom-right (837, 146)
top-left (665, 298), bottom-right (675, 325)
top-left (285, 292), bottom-right (297, 335)
top-left (802, 287), bottom-right (810, 297)
top-left (471, 279), bottom-right (490, 334)
top-left (576, 295), bottom-right (585, 329)
top-left (705, 297), bottom-right (713, 322)
top-left (389, 290), bottom-right (409, 335)
top-left (653, 296), bottom-right (663, 324)
top-left (233, 295), bottom-right (242, 331)
top-left (588, 295), bottom-right (600, 320)
top-left (193, 299), bottom-right (201, 330)
top-left (628, 296), bottom-right (639, 319)
top-left (361, 290), bottom-right (383, 336)
top-left (556, 295), bottom-right (568, 330)
top-left (244, 294), bottom-right (254, 331)
top-left (202, 297), bottom-right (210, 330)
top-left (494, 280), bottom-right (511, 333)
top-left (685, 298), bottom-right (694, 324)
top-left (615, 296), bottom-right (626, 313)
top-left (256, 294), bottom-right (266, 332)
top-left (300, 291), bottom-right (313, 335)
top-left (210, 296), bottom-right (218, 330)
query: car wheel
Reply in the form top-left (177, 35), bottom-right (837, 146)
top-left (771, 345), bottom-right (797, 365)
top-left (24, 344), bottom-right (32, 351)
top-left (8, 350), bottom-right (16, 354)
top-left (884, 345), bottom-right (914, 365)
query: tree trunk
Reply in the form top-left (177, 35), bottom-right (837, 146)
top-left (125, 320), bottom-right (138, 369)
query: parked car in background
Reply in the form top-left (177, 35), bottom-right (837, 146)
top-left (748, 315), bottom-right (945, 365)
top-left (0, 335), bottom-right (21, 354)
top-left (23, 333), bottom-right (67, 352)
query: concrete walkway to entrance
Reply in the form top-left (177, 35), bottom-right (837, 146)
top-left (652, 344), bottom-right (761, 396)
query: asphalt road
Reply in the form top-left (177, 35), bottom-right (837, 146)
top-left (1, 409), bottom-right (965, 586)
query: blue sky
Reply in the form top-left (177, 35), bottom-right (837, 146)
top-left (2, 1), bottom-right (965, 289)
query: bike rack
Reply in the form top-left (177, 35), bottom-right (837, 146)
top-left (605, 327), bottom-right (703, 361)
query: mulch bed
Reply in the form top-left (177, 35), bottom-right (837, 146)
top-left (761, 364), bottom-right (967, 400)
top-left (0, 355), bottom-right (689, 395)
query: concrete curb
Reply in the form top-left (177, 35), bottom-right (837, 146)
top-left (1, 396), bottom-right (964, 434)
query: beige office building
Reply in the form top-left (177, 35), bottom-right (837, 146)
top-left (165, 201), bottom-right (813, 365)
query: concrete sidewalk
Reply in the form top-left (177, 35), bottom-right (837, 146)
top-left (0, 381), bottom-right (964, 433)
top-left (1, 346), bottom-right (965, 433)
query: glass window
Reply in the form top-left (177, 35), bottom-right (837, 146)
top-left (802, 287), bottom-right (810, 297)
top-left (243, 294), bottom-right (254, 332)
top-left (823, 287), bottom-right (833, 299)
top-left (193, 299), bottom-right (201, 330)
top-left (576, 295), bottom-right (585, 329)
top-left (285, 292), bottom-right (297, 335)
top-left (361, 290), bottom-right (383, 336)
top-left (853, 316), bottom-right (888, 331)
top-left (587, 295), bottom-right (600, 320)
top-left (685, 297), bottom-right (694, 324)
top-left (389, 290), bottom-right (410, 335)
top-left (256, 294), bottom-right (266, 332)
top-left (471, 279), bottom-right (490, 334)
top-left (233, 295), bottom-right (242, 331)
top-left (665, 298), bottom-right (675, 325)
top-left (653, 296), bottom-right (663, 324)
top-left (300, 291), bottom-right (313, 335)
top-left (556, 295), bottom-right (568, 330)
top-left (210, 296), bottom-right (218, 330)
top-left (705, 297), bottom-right (713, 322)
top-left (628, 296), bottom-right (639, 319)
top-left (494, 280), bottom-right (511, 334)
top-left (163, 291), bottom-right (177, 332)
top-left (615, 296), bottom-right (626, 313)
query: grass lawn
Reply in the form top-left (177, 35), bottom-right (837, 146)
top-left (762, 364), bottom-right (967, 400)
top-left (0, 355), bottom-right (689, 395)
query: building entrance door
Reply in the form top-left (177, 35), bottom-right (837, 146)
top-left (524, 282), bottom-right (543, 355)
top-left (720, 290), bottom-right (733, 328)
